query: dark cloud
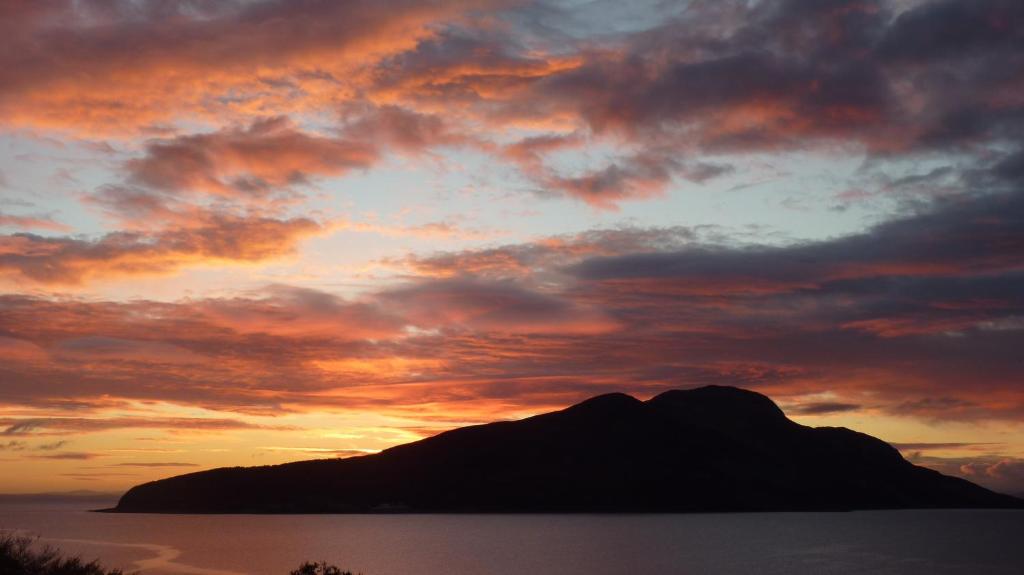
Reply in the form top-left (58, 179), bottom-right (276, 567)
top-left (378, 277), bottom-right (616, 334)
top-left (1, 420), bottom-right (46, 436)
top-left (536, 151), bottom-right (733, 209)
top-left (993, 149), bottom-right (1024, 184)
top-left (36, 440), bottom-right (68, 451)
top-left (395, 226), bottom-right (702, 279)
top-left (572, 188), bottom-right (1024, 290)
top-left (890, 442), bottom-right (997, 451)
top-left (0, 416), bottom-right (295, 436)
top-left (790, 402), bottom-right (862, 415)
top-left (31, 452), bottom-right (102, 461)
top-left (878, 0), bottom-right (1024, 63)
top-left (354, 0), bottom-right (1023, 205)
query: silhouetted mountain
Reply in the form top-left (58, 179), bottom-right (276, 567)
top-left (110, 386), bottom-right (1022, 513)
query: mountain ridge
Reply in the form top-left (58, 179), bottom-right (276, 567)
top-left (109, 385), bottom-right (1022, 513)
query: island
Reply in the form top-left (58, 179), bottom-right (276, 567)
top-left (109, 386), bottom-right (1022, 513)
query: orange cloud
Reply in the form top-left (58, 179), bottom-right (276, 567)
top-left (0, 0), bottom-right (497, 134)
top-left (0, 212), bottom-right (71, 232)
top-left (192, 285), bottom-right (403, 340)
top-left (312, 357), bottom-right (446, 377)
top-left (0, 188), bottom-right (1019, 424)
top-left (0, 416), bottom-right (293, 437)
top-left (0, 336), bottom-right (47, 361)
top-left (126, 117), bottom-right (378, 198)
top-left (0, 215), bottom-right (321, 285)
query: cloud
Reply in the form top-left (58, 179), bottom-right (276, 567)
top-left (87, 109), bottom-right (481, 240)
top-left (571, 188), bottom-right (1024, 294)
top-left (3, 0), bottom-right (1021, 211)
top-left (890, 442), bottom-right (996, 451)
top-left (0, 416), bottom-right (292, 437)
top-left (0, 214), bottom-right (321, 285)
top-left (378, 277), bottom-right (618, 334)
top-left (36, 440), bottom-right (69, 451)
top-left (878, 0), bottom-right (1024, 63)
top-left (905, 453), bottom-right (1024, 495)
top-left (0, 0), bottom-right (493, 134)
top-left (111, 462), bottom-right (199, 468)
top-left (60, 472), bottom-right (139, 481)
top-left (31, 452), bottom-right (103, 461)
top-left (339, 104), bottom-right (473, 153)
top-left (352, 0), bottom-right (1021, 206)
top-left (533, 154), bottom-right (733, 210)
top-left (393, 226), bottom-right (702, 279)
top-left (259, 446), bottom-right (380, 459)
top-left (192, 285), bottom-right (403, 339)
top-left (981, 459), bottom-right (1024, 485)
top-left (0, 212), bottom-right (71, 232)
top-left (337, 219), bottom-right (495, 241)
top-left (0, 3), bottom-right (1021, 470)
top-left (0, 182), bottom-right (1020, 422)
top-left (790, 402), bottom-right (862, 415)
top-left (125, 117), bottom-right (378, 198)
top-left (1, 420), bottom-right (46, 436)
top-left (541, 152), bottom-right (681, 209)
top-left (0, 336), bottom-right (47, 361)
top-left (52, 337), bottom-right (204, 365)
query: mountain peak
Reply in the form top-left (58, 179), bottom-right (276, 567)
top-left (649, 384), bottom-right (779, 406)
top-left (647, 385), bottom-right (790, 433)
top-left (563, 391), bottom-right (642, 414)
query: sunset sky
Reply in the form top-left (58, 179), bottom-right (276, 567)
top-left (0, 0), bottom-right (1022, 495)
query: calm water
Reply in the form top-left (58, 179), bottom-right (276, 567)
top-left (1, 502), bottom-right (1022, 575)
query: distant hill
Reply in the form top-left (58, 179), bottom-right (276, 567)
top-left (110, 386), bottom-right (1022, 513)
top-left (0, 490), bottom-right (120, 505)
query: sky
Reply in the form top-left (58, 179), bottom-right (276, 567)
top-left (0, 0), bottom-right (1022, 496)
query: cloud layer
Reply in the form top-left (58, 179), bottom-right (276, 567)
top-left (2, 184), bottom-right (1021, 423)
top-left (1, 0), bottom-right (1022, 494)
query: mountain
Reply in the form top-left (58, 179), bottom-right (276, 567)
top-left (109, 386), bottom-right (1022, 513)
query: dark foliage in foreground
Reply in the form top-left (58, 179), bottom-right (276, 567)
top-left (289, 561), bottom-right (358, 575)
top-left (0, 533), bottom-right (126, 575)
top-left (1, 534), bottom-right (358, 575)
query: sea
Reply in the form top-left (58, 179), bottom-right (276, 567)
top-left (1, 501), bottom-right (1022, 574)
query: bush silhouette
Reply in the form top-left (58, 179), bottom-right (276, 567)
top-left (0, 533), bottom-right (126, 575)
top-left (289, 561), bottom-right (357, 575)
top-left (2, 533), bottom-right (361, 575)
